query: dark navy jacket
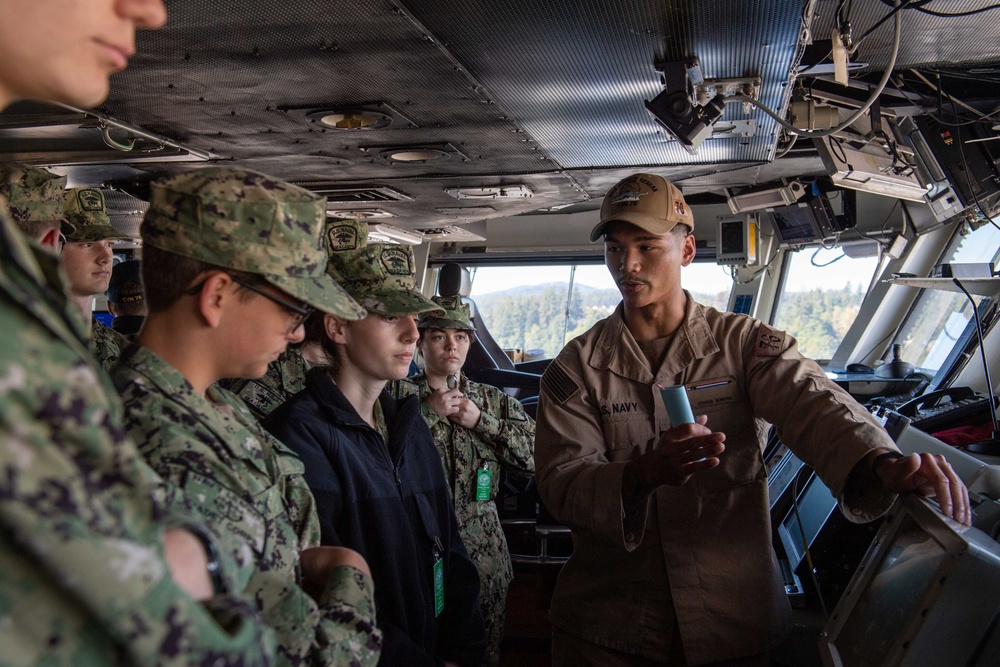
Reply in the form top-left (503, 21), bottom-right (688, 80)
top-left (264, 367), bottom-right (486, 667)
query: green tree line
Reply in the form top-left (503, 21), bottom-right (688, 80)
top-left (475, 283), bottom-right (864, 360)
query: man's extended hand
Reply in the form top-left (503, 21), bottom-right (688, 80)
top-left (873, 451), bottom-right (970, 525)
top-left (625, 415), bottom-right (726, 495)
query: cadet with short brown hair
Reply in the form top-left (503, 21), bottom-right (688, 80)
top-left (110, 166), bottom-right (382, 667)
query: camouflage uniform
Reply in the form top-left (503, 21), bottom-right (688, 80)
top-left (92, 316), bottom-right (127, 370)
top-left (113, 167), bottom-right (379, 667)
top-left (113, 345), bottom-right (380, 667)
top-left (61, 187), bottom-right (134, 370)
top-left (398, 297), bottom-right (535, 666)
top-left (0, 169), bottom-right (275, 664)
top-left (222, 346), bottom-right (310, 420)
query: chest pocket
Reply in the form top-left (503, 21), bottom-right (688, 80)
top-left (684, 376), bottom-right (763, 492)
top-left (184, 471), bottom-right (274, 556)
top-left (600, 404), bottom-right (656, 461)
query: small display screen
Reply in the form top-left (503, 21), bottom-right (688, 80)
top-left (771, 204), bottom-right (818, 243)
top-left (720, 220), bottom-right (744, 255)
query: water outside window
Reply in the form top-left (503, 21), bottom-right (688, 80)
top-left (772, 247), bottom-right (880, 361)
top-left (894, 222), bottom-right (1000, 374)
top-left (468, 261), bottom-right (734, 359)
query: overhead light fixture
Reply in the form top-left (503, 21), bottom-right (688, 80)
top-left (435, 206), bottom-right (497, 217)
top-left (727, 181), bottom-right (806, 214)
top-left (645, 60), bottom-right (726, 155)
top-left (308, 110), bottom-right (393, 130)
top-left (444, 185), bottom-right (533, 200)
top-left (360, 142), bottom-right (468, 164)
top-left (379, 147), bottom-right (449, 163)
top-left (326, 207), bottom-right (395, 219)
top-left (414, 226), bottom-right (486, 242)
top-left (280, 102), bottom-right (416, 130)
top-left (369, 224), bottom-right (423, 245)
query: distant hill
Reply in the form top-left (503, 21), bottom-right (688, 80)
top-left (471, 282), bottom-right (728, 358)
top-left (467, 281), bottom-right (864, 361)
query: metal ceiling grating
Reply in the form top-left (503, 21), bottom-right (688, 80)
top-left (399, 0), bottom-right (805, 168)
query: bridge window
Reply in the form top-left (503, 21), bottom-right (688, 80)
top-left (894, 221), bottom-right (1000, 375)
top-left (468, 262), bottom-right (733, 358)
top-left (772, 248), bottom-right (880, 362)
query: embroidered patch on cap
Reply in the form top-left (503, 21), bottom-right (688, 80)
top-left (77, 188), bottom-right (105, 211)
top-left (327, 223), bottom-right (361, 252)
top-left (380, 246), bottom-right (412, 275)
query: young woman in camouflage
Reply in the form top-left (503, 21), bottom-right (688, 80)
top-left (399, 296), bottom-right (536, 667)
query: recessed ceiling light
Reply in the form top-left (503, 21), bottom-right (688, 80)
top-left (306, 109), bottom-right (393, 130)
top-left (379, 147), bottom-right (450, 163)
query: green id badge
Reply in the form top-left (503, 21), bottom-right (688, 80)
top-left (475, 466), bottom-right (492, 501)
top-left (433, 552), bottom-right (445, 617)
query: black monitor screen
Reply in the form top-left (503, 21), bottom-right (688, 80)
top-left (833, 514), bottom-right (946, 666)
top-left (770, 203), bottom-right (821, 244)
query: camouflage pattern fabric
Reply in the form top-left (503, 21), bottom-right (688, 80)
top-left (222, 347), bottom-right (310, 421)
top-left (394, 372), bottom-right (535, 667)
top-left (326, 241), bottom-right (444, 317)
top-left (91, 317), bottom-right (126, 371)
top-left (111, 344), bottom-right (381, 667)
top-left (0, 163), bottom-right (67, 225)
top-left (62, 187), bottom-right (132, 242)
top-left (0, 199), bottom-right (276, 665)
top-left (141, 167), bottom-right (365, 320)
top-left (418, 295), bottom-right (475, 332)
top-left (324, 217), bottom-right (368, 253)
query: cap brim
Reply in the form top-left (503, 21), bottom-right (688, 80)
top-left (361, 288), bottom-right (447, 317)
top-left (65, 226), bottom-right (134, 243)
top-left (418, 315), bottom-right (476, 331)
top-left (589, 213), bottom-right (680, 242)
top-left (268, 272), bottom-right (367, 320)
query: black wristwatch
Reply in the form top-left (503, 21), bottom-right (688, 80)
top-left (182, 524), bottom-right (226, 596)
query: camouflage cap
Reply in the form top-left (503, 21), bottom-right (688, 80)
top-left (0, 164), bottom-right (68, 224)
top-left (62, 187), bottom-right (133, 242)
top-left (141, 167), bottom-right (365, 320)
top-left (324, 218), bottom-right (369, 292)
top-left (418, 295), bottom-right (475, 331)
top-left (327, 242), bottom-right (445, 317)
top-left (107, 259), bottom-right (144, 304)
top-left (325, 217), bottom-right (368, 254)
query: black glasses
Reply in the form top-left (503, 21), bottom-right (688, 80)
top-left (186, 273), bottom-right (314, 333)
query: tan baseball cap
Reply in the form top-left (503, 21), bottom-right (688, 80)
top-left (590, 173), bottom-right (694, 242)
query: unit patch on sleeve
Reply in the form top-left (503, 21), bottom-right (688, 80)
top-left (754, 324), bottom-right (785, 357)
top-left (541, 360), bottom-right (580, 405)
